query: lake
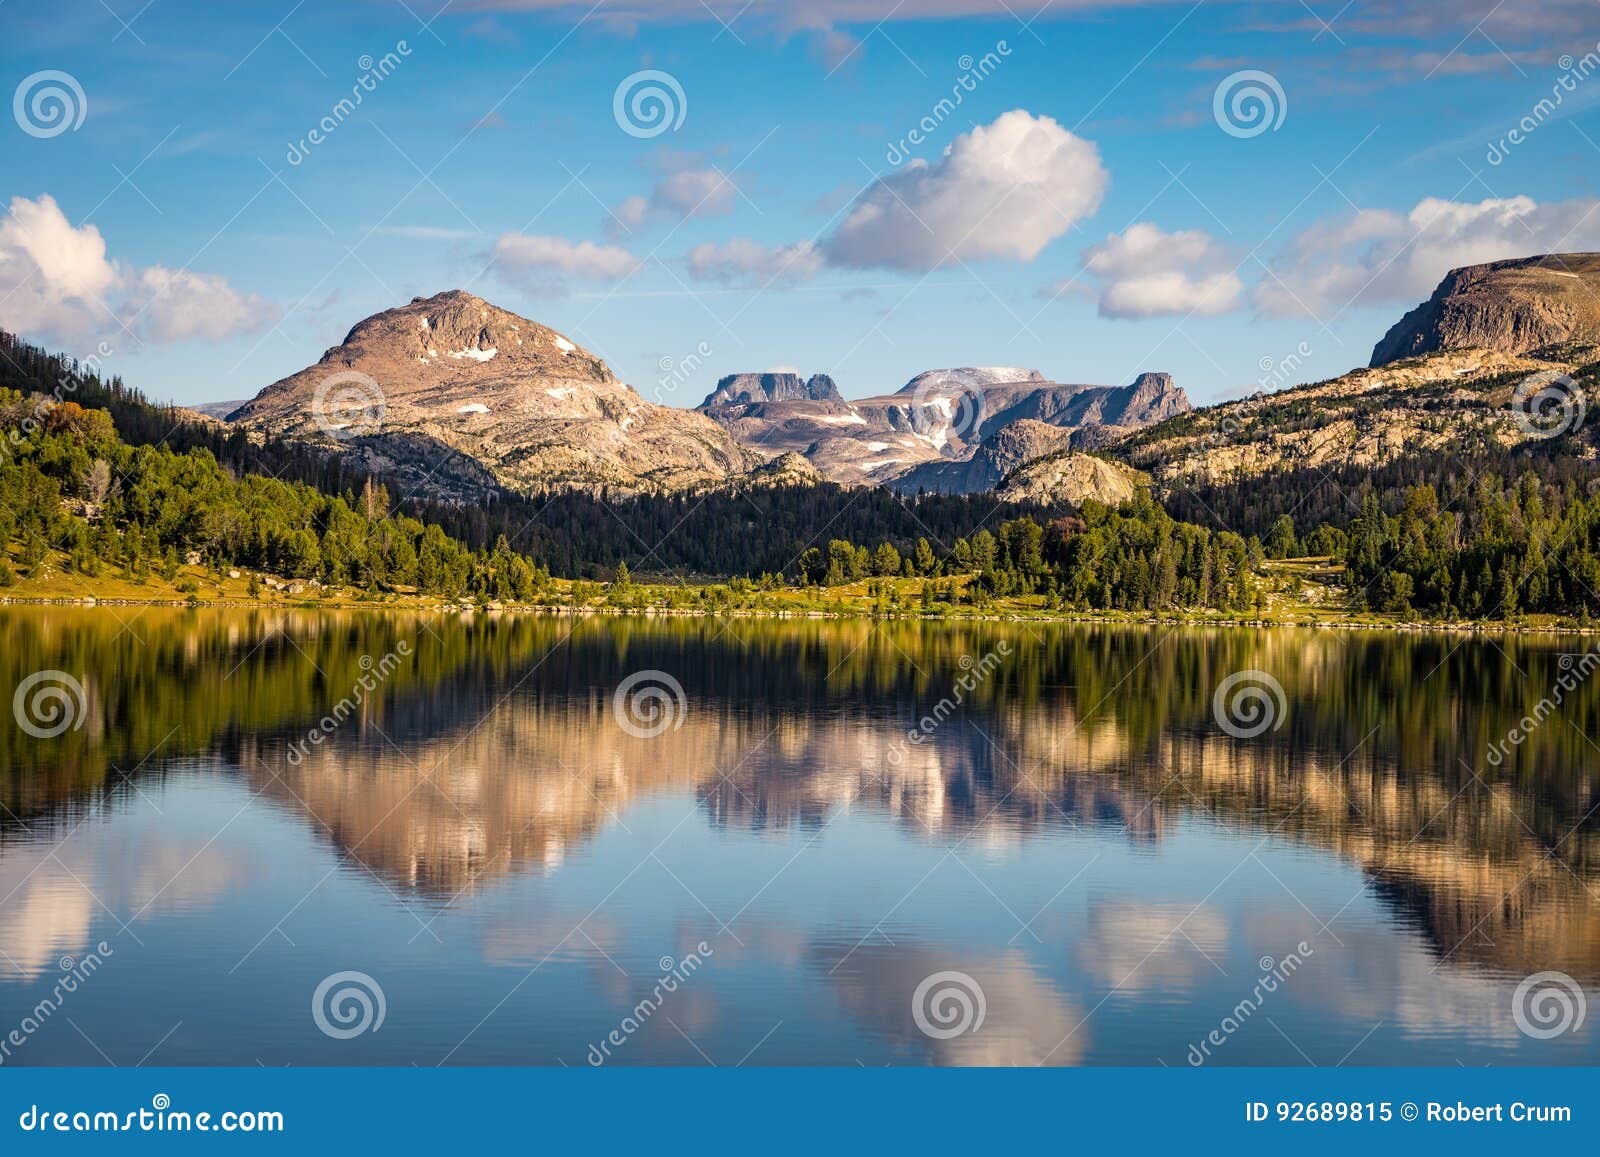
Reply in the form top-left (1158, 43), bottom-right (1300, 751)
top-left (2, 607), bottom-right (1597, 1066)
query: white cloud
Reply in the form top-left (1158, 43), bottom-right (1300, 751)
top-left (130, 268), bottom-right (278, 343)
top-left (489, 233), bottom-right (641, 285)
top-left (609, 167), bottom-right (738, 236)
top-left (686, 238), bottom-right (823, 285)
top-left (822, 110), bottom-right (1108, 271)
top-left (1082, 222), bottom-right (1242, 318)
top-left (1255, 195), bottom-right (1600, 316)
top-left (0, 194), bottom-right (273, 346)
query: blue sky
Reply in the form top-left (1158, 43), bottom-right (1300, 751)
top-left (5, 0), bottom-right (1600, 407)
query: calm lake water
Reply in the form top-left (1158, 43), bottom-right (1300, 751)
top-left (2, 607), bottom-right (1598, 1066)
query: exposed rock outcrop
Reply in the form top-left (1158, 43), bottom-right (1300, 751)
top-left (1371, 253), bottom-right (1600, 366)
top-left (700, 371), bottom-right (842, 407)
top-left (995, 450), bottom-right (1145, 507)
top-left (890, 419), bottom-right (1076, 494)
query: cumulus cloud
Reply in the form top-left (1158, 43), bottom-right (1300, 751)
top-left (130, 268), bottom-right (280, 343)
top-left (610, 167), bottom-right (738, 236)
top-left (488, 232), bottom-right (641, 287)
top-left (0, 194), bottom-right (274, 347)
top-left (686, 238), bottom-right (823, 285)
top-left (822, 110), bottom-right (1108, 271)
top-left (1082, 222), bottom-right (1243, 318)
top-left (1254, 195), bottom-right (1600, 317)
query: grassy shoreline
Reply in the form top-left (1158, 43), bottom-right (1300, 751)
top-left (3, 557), bottom-right (1596, 637)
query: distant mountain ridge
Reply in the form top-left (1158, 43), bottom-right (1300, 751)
top-left (698, 366), bottom-right (1189, 493)
top-left (701, 372), bottom-right (842, 407)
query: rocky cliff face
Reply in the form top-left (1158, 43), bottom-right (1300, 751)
top-left (700, 371), bottom-right (842, 407)
top-left (228, 290), bottom-right (758, 498)
top-left (699, 366), bottom-right (1189, 490)
top-left (1371, 253), bottom-right (1600, 366)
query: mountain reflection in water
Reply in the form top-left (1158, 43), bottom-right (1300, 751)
top-left (1, 608), bottom-right (1597, 1065)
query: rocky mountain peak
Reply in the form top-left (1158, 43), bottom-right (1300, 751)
top-left (701, 371), bottom-right (843, 407)
top-left (226, 291), bottom-right (757, 498)
top-left (1371, 253), bottom-right (1600, 366)
top-left (895, 367), bottom-right (1047, 395)
top-left (318, 289), bottom-right (616, 388)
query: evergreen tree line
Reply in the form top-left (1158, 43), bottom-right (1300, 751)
top-left (0, 390), bottom-right (548, 600)
top-left (1333, 478), bottom-right (1600, 618)
top-left (793, 494), bottom-right (1260, 612)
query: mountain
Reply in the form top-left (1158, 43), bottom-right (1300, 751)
top-left (1371, 253), bottom-right (1600, 366)
top-left (1115, 346), bottom-right (1597, 496)
top-left (699, 367), bottom-right (1189, 489)
top-left (228, 290), bottom-right (758, 499)
top-left (189, 399), bottom-right (248, 420)
top-left (700, 371), bottom-right (842, 407)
